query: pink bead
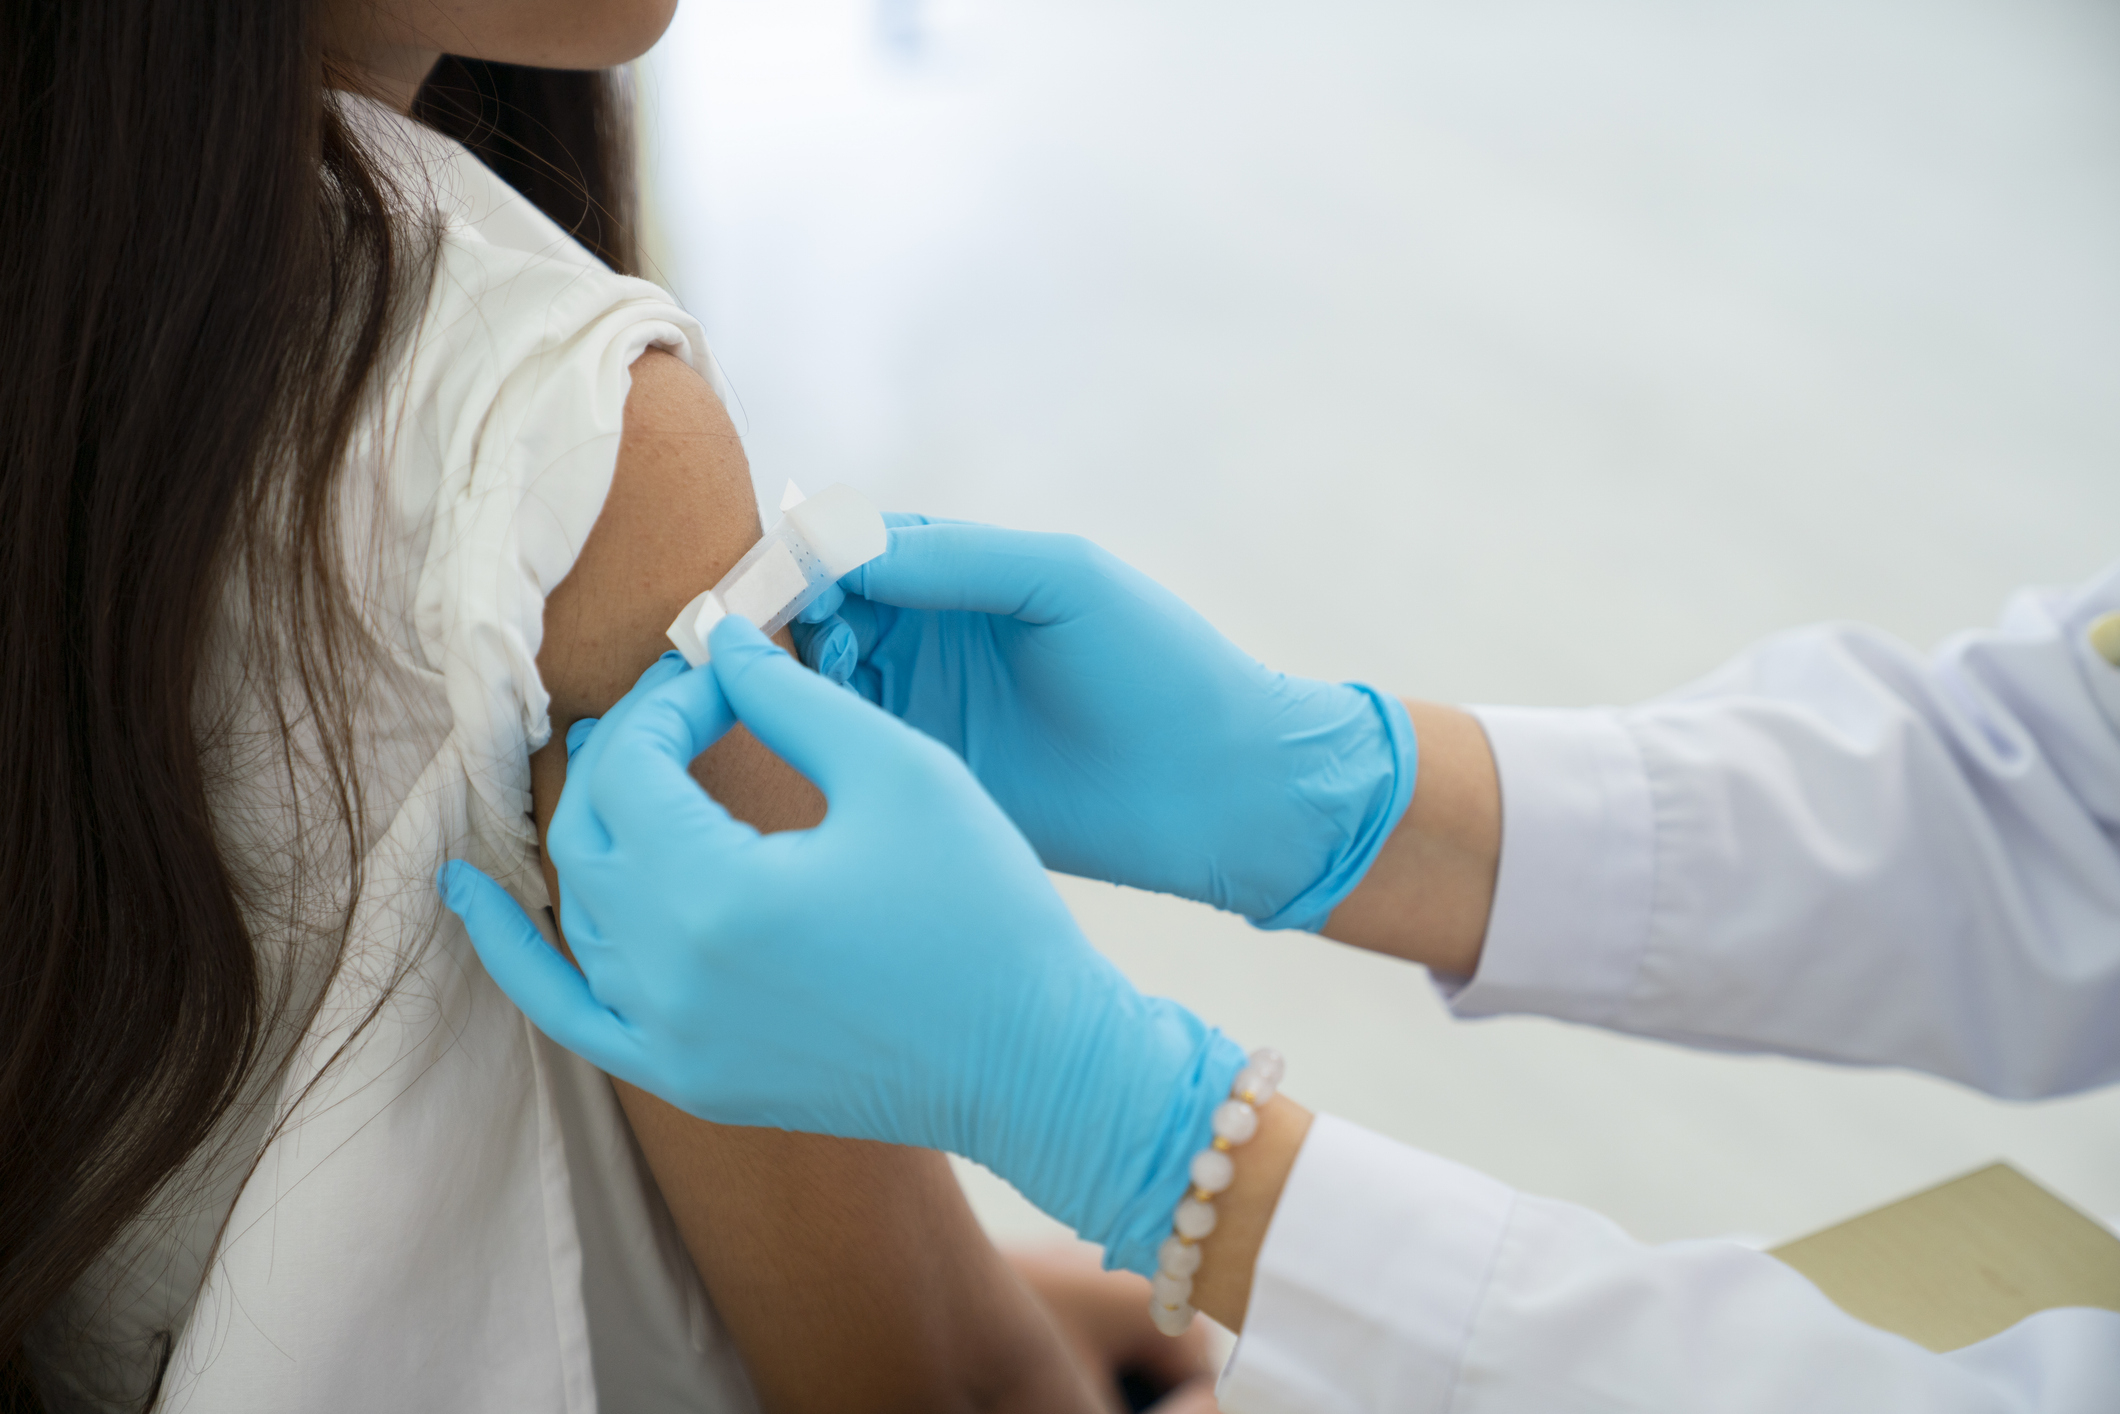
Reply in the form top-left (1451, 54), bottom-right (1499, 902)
top-left (1159, 1235), bottom-right (1202, 1277)
top-left (1212, 1099), bottom-right (1258, 1145)
top-left (1190, 1148), bottom-right (1235, 1195)
top-left (1249, 1048), bottom-right (1285, 1084)
top-left (1151, 1271), bottom-right (1194, 1308)
top-left (1174, 1196), bottom-right (1218, 1240)
top-left (1149, 1299), bottom-right (1196, 1337)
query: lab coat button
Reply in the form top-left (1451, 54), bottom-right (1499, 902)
top-left (2089, 611), bottom-right (2120, 668)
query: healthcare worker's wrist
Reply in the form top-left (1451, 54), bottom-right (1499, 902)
top-left (1184, 1093), bottom-right (1313, 1331)
top-left (1248, 684), bottom-right (1419, 933)
top-left (1321, 701), bottom-right (1500, 978)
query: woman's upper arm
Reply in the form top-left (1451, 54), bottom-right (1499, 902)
top-left (529, 351), bottom-right (1093, 1412)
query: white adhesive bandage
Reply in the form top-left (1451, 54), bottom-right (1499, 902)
top-left (666, 481), bottom-right (888, 666)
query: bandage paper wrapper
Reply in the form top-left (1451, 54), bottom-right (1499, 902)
top-left (666, 481), bottom-right (888, 667)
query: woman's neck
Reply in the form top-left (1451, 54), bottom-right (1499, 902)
top-left (342, 51), bottom-right (438, 114)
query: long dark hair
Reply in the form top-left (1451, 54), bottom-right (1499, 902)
top-left (0, 4), bottom-right (637, 1406)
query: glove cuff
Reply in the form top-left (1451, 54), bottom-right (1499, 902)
top-left (1093, 1021), bottom-right (1250, 1278)
top-left (975, 985), bottom-right (1247, 1279)
top-left (1251, 685), bottom-right (1418, 934)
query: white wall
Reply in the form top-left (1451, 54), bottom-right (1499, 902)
top-left (640, 0), bottom-right (2120, 1248)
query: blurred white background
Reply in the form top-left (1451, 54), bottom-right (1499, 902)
top-left (638, 0), bottom-right (2120, 1252)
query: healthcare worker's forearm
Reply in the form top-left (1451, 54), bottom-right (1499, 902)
top-left (1321, 701), bottom-right (1500, 980)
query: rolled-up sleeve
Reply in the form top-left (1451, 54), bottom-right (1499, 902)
top-left (1454, 564), bottom-right (2120, 1099)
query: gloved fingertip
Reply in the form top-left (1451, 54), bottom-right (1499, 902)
top-left (794, 584), bottom-right (846, 624)
top-left (811, 620), bottom-right (859, 686)
top-left (659, 649), bottom-right (687, 666)
top-left (435, 858), bottom-right (471, 908)
top-left (706, 612), bottom-right (775, 658)
top-left (565, 718), bottom-right (597, 759)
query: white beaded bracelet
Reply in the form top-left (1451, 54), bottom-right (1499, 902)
top-left (1148, 1047), bottom-right (1283, 1336)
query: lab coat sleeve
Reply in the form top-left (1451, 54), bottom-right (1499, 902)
top-left (1217, 1115), bottom-right (2120, 1414)
top-left (1449, 563), bottom-right (2120, 1098)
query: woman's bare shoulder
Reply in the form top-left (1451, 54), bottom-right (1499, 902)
top-left (537, 349), bottom-right (752, 725)
top-left (536, 347), bottom-right (824, 833)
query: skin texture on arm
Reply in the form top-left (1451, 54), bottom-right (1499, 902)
top-left (532, 352), bottom-right (1110, 1413)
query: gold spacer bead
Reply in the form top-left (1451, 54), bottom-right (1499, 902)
top-left (1238, 1087), bottom-right (1257, 1104)
top-left (1212, 1137), bottom-right (1232, 1152)
top-left (1193, 1187), bottom-right (1214, 1203)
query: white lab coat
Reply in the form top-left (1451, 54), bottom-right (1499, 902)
top-left (1218, 564), bottom-right (2120, 1413)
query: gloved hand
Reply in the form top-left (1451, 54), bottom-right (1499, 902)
top-left (793, 517), bottom-right (1417, 931)
top-left (438, 616), bottom-right (1244, 1277)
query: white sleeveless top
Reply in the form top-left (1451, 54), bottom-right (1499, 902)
top-left (24, 99), bottom-right (760, 1414)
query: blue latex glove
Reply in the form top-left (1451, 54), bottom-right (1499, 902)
top-left (438, 617), bottom-right (1244, 1277)
top-left (792, 517), bottom-right (1417, 932)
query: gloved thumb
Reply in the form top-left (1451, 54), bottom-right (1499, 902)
top-left (706, 614), bottom-right (929, 802)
